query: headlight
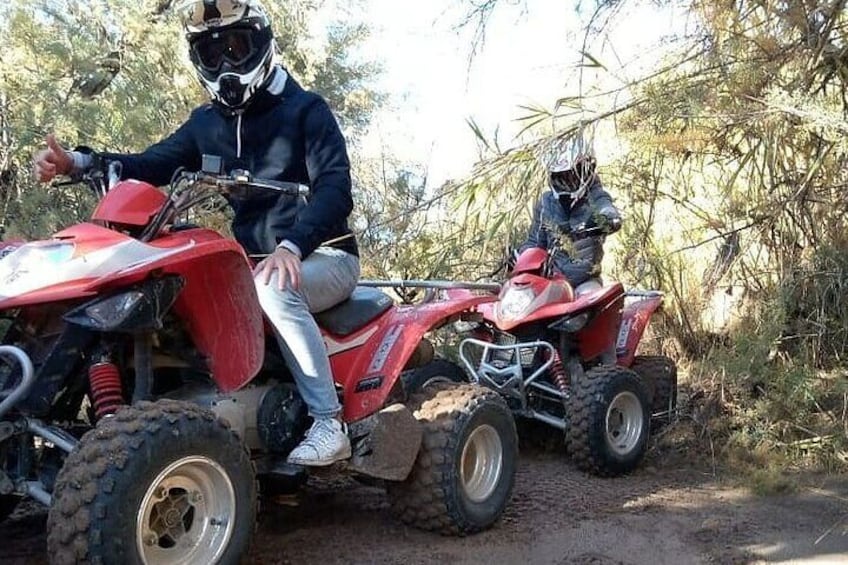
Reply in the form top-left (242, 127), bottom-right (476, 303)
top-left (84, 291), bottom-right (146, 328)
top-left (64, 276), bottom-right (184, 332)
top-left (551, 312), bottom-right (589, 332)
top-left (499, 287), bottom-right (536, 319)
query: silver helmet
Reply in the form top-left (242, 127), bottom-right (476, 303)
top-left (543, 134), bottom-right (597, 207)
top-left (177, 0), bottom-right (276, 109)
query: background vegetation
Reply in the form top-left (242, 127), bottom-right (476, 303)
top-left (448, 0), bottom-right (848, 476)
top-left (2, 0), bottom-right (846, 475)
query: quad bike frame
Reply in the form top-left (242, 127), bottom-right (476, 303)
top-left (0, 167), bottom-right (518, 563)
top-left (457, 245), bottom-right (678, 477)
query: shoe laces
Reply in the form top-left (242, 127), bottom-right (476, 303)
top-left (303, 419), bottom-right (341, 449)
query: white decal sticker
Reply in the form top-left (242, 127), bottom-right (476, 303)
top-left (325, 326), bottom-right (378, 356)
top-left (367, 325), bottom-right (403, 374)
top-left (616, 318), bottom-right (634, 351)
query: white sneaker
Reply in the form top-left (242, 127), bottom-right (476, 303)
top-left (287, 418), bottom-right (351, 466)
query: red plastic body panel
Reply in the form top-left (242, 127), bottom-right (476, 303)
top-left (0, 222), bottom-right (264, 392)
top-left (478, 265), bottom-right (628, 362)
top-left (0, 223), bottom-right (132, 309)
top-left (615, 295), bottom-right (664, 366)
top-left (0, 240), bottom-right (24, 252)
top-left (0, 210), bottom-right (497, 415)
top-left (480, 273), bottom-right (574, 332)
top-left (574, 283), bottom-right (625, 360)
top-left (55, 222), bottom-right (134, 257)
top-left (96, 228), bottom-right (265, 392)
top-left (327, 294), bottom-right (495, 422)
top-left (0, 280), bottom-right (98, 310)
top-left (513, 247), bottom-right (548, 274)
top-left (91, 180), bottom-right (167, 226)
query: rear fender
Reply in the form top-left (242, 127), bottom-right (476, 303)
top-left (615, 295), bottom-right (664, 366)
top-left (575, 283), bottom-right (625, 360)
top-left (336, 295), bottom-right (494, 422)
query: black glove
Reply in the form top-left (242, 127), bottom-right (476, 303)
top-left (598, 209), bottom-right (622, 234)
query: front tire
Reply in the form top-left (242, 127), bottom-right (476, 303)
top-left (47, 399), bottom-right (257, 565)
top-left (567, 366), bottom-right (650, 477)
top-left (388, 383), bottom-right (517, 535)
top-left (0, 495), bottom-right (19, 523)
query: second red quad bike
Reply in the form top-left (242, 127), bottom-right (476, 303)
top-left (458, 225), bottom-right (677, 477)
top-left (0, 158), bottom-right (516, 564)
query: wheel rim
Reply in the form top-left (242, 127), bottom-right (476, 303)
top-left (605, 391), bottom-right (644, 456)
top-left (421, 376), bottom-right (456, 389)
top-left (460, 424), bottom-right (504, 503)
top-left (136, 456), bottom-right (235, 565)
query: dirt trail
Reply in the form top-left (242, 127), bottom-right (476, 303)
top-left (2, 448), bottom-right (846, 564)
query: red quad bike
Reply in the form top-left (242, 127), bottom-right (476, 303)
top-left (0, 158), bottom-right (517, 564)
top-left (458, 225), bottom-right (677, 477)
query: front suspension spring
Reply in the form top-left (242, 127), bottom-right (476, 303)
top-left (88, 362), bottom-right (123, 419)
top-left (549, 349), bottom-right (569, 396)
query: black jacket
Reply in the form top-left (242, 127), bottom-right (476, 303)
top-left (99, 69), bottom-right (357, 259)
top-left (520, 180), bottom-right (620, 286)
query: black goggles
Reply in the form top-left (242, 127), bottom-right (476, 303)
top-left (191, 28), bottom-right (258, 72)
top-left (550, 170), bottom-right (582, 194)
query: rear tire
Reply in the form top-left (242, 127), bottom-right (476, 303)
top-left (388, 383), bottom-right (517, 535)
top-left (402, 357), bottom-right (466, 394)
top-left (0, 495), bottom-right (19, 523)
top-left (47, 399), bottom-right (257, 565)
top-left (630, 355), bottom-right (678, 425)
top-left (567, 366), bottom-right (650, 477)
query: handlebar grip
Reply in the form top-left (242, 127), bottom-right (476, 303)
top-left (250, 179), bottom-right (310, 196)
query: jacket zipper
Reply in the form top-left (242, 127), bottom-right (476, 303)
top-left (236, 113), bottom-right (243, 158)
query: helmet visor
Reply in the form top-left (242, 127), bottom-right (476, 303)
top-left (550, 169), bottom-right (582, 194)
top-left (191, 28), bottom-right (257, 72)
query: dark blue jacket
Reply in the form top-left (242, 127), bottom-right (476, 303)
top-left (520, 180), bottom-right (619, 286)
top-left (99, 69), bottom-right (357, 259)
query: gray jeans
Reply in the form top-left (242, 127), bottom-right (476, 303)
top-left (254, 247), bottom-right (360, 418)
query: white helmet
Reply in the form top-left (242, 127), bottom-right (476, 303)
top-left (177, 0), bottom-right (276, 109)
top-left (542, 134), bottom-right (597, 207)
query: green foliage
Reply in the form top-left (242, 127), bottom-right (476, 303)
top-left (440, 0), bottom-right (848, 470)
top-left (0, 0), bottom-right (381, 239)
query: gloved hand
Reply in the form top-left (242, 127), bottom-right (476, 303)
top-left (597, 208), bottom-right (622, 234)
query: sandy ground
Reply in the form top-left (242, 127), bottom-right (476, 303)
top-left (2, 441), bottom-right (846, 565)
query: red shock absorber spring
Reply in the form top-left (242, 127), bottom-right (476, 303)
top-left (88, 362), bottom-right (124, 419)
top-left (549, 349), bottom-right (570, 396)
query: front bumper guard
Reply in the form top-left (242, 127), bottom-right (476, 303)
top-left (459, 338), bottom-right (568, 430)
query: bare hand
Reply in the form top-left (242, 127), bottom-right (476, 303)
top-left (33, 134), bottom-right (73, 183)
top-left (253, 247), bottom-right (302, 290)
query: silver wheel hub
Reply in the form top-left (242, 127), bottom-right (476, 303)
top-left (136, 456), bottom-right (235, 565)
top-left (460, 424), bottom-right (504, 503)
top-left (605, 391), bottom-right (644, 456)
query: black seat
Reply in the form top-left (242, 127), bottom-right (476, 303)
top-left (315, 287), bottom-right (393, 336)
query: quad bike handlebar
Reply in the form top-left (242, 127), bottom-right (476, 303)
top-left (181, 169), bottom-right (310, 199)
top-left (145, 163), bottom-right (310, 242)
top-left (53, 161), bottom-right (310, 243)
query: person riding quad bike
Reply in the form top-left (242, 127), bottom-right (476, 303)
top-left (33, 0), bottom-right (356, 468)
top-left (521, 134), bottom-right (622, 291)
